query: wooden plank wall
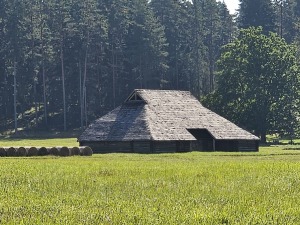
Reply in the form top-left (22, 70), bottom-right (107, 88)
top-left (153, 141), bottom-right (177, 153)
top-left (238, 141), bottom-right (259, 152)
top-left (133, 141), bottom-right (151, 153)
top-left (80, 141), bottom-right (132, 153)
top-left (176, 141), bottom-right (191, 152)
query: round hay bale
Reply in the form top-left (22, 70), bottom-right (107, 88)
top-left (38, 147), bottom-right (48, 156)
top-left (80, 146), bottom-right (93, 156)
top-left (26, 147), bottom-right (38, 157)
top-left (58, 147), bottom-right (70, 157)
top-left (16, 147), bottom-right (27, 157)
top-left (48, 147), bottom-right (59, 156)
top-left (0, 147), bottom-right (6, 157)
top-left (6, 147), bottom-right (16, 157)
top-left (70, 147), bottom-right (80, 156)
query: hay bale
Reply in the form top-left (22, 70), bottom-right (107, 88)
top-left (16, 147), bottom-right (27, 157)
top-left (0, 147), bottom-right (6, 157)
top-left (80, 146), bottom-right (93, 156)
top-left (38, 147), bottom-right (48, 156)
top-left (6, 147), bottom-right (16, 157)
top-left (48, 147), bottom-right (59, 156)
top-left (70, 147), bottom-right (80, 156)
top-left (58, 146), bottom-right (70, 157)
top-left (26, 147), bottom-right (38, 156)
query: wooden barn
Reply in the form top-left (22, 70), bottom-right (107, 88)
top-left (78, 89), bottom-right (260, 153)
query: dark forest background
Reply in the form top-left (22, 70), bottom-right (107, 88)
top-left (1, 0), bottom-right (300, 136)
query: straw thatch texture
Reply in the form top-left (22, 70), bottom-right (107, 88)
top-left (79, 89), bottom-right (259, 143)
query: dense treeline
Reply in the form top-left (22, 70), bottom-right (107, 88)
top-left (0, 0), bottom-right (233, 132)
top-left (2, 0), bottom-right (300, 139)
top-left (206, 0), bottom-right (300, 141)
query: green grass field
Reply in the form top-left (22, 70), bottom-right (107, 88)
top-left (0, 137), bottom-right (78, 147)
top-left (1, 138), bottom-right (300, 224)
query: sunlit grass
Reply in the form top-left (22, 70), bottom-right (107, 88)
top-left (0, 138), bottom-right (78, 147)
top-left (1, 145), bottom-right (300, 223)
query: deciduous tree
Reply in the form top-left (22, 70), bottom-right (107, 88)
top-left (203, 27), bottom-right (300, 142)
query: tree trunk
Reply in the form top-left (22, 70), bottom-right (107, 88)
top-left (33, 77), bottom-right (38, 126)
top-left (261, 131), bottom-right (267, 143)
top-left (79, 61), bottom-right (83, 129)
top-left (112, 46), bottom-right (116, 108)
top-left (42, 64), bottom-right (47, 127)
top-left (61, 40), bottom-right (67, 131)
top-left (13, 61), bottom-right (17, 133)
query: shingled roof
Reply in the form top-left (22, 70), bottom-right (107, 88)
top-left (79, 89), bottom-right (259, 142)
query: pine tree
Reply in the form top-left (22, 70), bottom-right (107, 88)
top-left (238, 0), bottom-right (276, 33)
top-left (124, 0), bottom-right (168, 90)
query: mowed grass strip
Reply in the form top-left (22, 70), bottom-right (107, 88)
top-left (0, 137), bottom-right (78, 147)
top-left (0, 149), bottom-right (300, 224)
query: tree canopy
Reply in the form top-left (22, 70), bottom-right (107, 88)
top-left (203, 27), bottom-right (300, 142)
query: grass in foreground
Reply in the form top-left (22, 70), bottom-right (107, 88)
top-left (1, 146), bottom-right (300, 224)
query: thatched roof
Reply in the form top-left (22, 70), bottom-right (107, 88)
top-left (79, 89), bottom-right (259, 142)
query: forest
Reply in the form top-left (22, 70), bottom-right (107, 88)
top-left (0, 0), bottom-right (300, 141)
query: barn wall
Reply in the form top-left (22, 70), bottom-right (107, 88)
top-left (80, 140), bottom-right (259, 153)
top-left (176, 141), bottom-right (191, 152)
top-left (190, 140), bottom-right (214, 151)
top-left (153, 141), bottom-right (177, 153)
top-left (80, 141), bottom-right (132, 153)
top-left (215, 140), bottom-right (239, 152)
top-left (215, 140), bottom-right (258, 152)
top-left (238, 140), bottom-right (259, 152)
top-left (133, 141), bottom-right (151, 153)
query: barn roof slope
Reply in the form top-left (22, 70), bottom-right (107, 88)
top-left (79, 89), bottom-right (259, 142)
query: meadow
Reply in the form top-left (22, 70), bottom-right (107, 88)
top-left (1, 138), bottom-right (300, 224)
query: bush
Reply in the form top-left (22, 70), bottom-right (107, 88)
top-left (38, 147), bottom-right (48, 156)
top-left (48, 147), bottom-right (59, 156)
top-left (26, 147), bottom-right (38, 156)
top-left (58, 147), bottom-right (70, 157)
top-left (80, 146), bottom-right (93, 156)
top-left (0, 147), bottom-right (6, 157)
top-left (70, 147), bottom-right (80, 156)
top-left (6, 147), bottom-right (16, 157)
top-left (16, 147), bottom-right (27, 156)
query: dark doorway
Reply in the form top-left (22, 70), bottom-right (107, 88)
top-left (187, 129), bottom-right (214, 151)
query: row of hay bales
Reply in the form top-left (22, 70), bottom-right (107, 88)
top-left (0, 146), bottom-right (92, 157)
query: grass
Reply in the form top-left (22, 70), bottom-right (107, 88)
top-left (1, 139), bottom-right (300, 223)
top-left (0, 137), bottom-right (78, 147)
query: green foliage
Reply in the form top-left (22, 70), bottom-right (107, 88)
top-left (203, 27), bottom-right (300, 142)
top-left (1, 150), bottom-right (300, 223)
top-left (238, 0), bottom-right (276, 33)
top-left (0, 0), bottom-right (235, 132)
